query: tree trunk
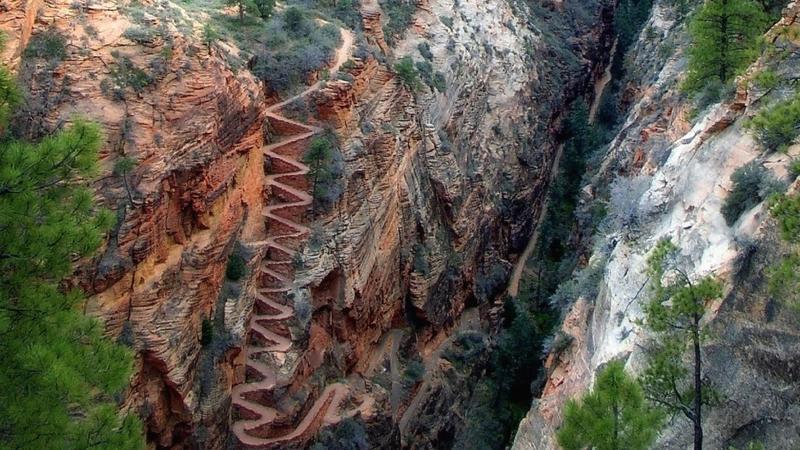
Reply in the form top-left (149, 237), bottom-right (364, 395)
top-left (692, 311), bottom-right (703, 450)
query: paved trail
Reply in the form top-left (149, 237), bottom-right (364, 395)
top-left (231, 28), bottom-right (354, 449)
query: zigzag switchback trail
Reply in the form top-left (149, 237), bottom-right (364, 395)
top-left (231, 28), bottom-right (353, 449)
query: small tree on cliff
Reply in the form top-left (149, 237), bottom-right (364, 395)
top-left (0, 37), bottom-right (143, 449)
top-left (640, 239), bottom-right (723, 450)
top-left (202, 24), bottom-right (219, 55)
top-left (303, 137), bottom-right (335, 214)
top-left (684, 0), bottom-right (767, 94)
top-left (114, 155), bottom-right (138, 206)
top-left (557, 361), bottom-right (663, 450)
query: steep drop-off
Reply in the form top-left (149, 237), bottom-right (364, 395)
top-left (513, 1), bottom-right (800, 448)
top-left (2, 0), bottom-right (619, 447)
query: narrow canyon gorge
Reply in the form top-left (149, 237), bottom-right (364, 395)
top-left (1, 0), bottom-right (799, 448)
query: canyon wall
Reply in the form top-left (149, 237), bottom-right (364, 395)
top-left (1, 0), bottom-right (267, 446)
top-left (2, 0), bottom-right (617, 447)
top-left (297, 0), bottom-right (618, 446)
top-left (513, 1), bottom-right (800, 448)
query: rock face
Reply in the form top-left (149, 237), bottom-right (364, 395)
top-left (513, 1), bottom-right (800, 449)
top-left (2, 0), bottom-right (266, 447)
top-left (296, 0), bottom-right (616, 445)
top-left (3, 0), bottom-right (618, 447)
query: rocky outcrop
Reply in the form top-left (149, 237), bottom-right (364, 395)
top-left (513, 1), bottom-right (800, 448)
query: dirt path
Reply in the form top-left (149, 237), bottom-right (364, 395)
top-left (589, 39), bottom-right (617, 123)
top-left (507, 49), bottom-right (616, 298)
top-left (506, 142), bottom-right (564, 298)
top-left (231, 27), bottom-right (354, 448)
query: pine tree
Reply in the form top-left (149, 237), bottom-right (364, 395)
top-left (0, 36), bottom-right (144, 449)
top-left (557, 361), bottom-right (663, 450)
top-left (640, 239), bottom-right (723, 450)
top-left (684, 0), bottom-right (767, 93)
top-left (303, 137), bottom-right (334, 213)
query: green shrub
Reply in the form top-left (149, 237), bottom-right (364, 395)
top-left (790, 159), bottom-right (800, 179)
top-left (748, 94), bottom-right (800, 152)
top-left (440, 15), bottom-right (454, 29)
top-left (753, 68), bottom-right (780, 90)
top-left (225, 253), bottom-right (246, 281)
top-left (768, 191), bottom-right (800, 311)
top-left (102, 54), bottom-right (154, 99)
top-left (122, 26), bottom-right (158, 44)
top-left (402, 359), bottom-right (425, 387)
top-left (441, 330), bottom-right (487, 370)
top-left (721, 161), bottom-right (784, 225)
top-left (253, 0), bottom-right (275, 19)
top-left (417, 42), bottom-right (433, 60)
top-left (24, 29), bottom-right (67, 62)
top-left (251, 19), bottom-right (341, 94)
top-left (767, 254), bottom-right (800, 310)
top-left (394, 56), bottom-right (420, 91)
top-left (415, 60), bottom-right (446, 92)
top-left (380, 0), bottom-right (416, 46)
top-left (283, 7), bottom-right (306, 35)
top-left (770, 192), bottom-right (800, 242)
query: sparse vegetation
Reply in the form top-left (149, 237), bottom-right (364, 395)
top-left (23, 28), bottom-right (67, 62)
top-left (303, 136), bottom-right (344, 213)
top-left (250, 9), bottom-right (342, 94)
top-left (402, 358), bottom-right (425, 389)
top-left (415, 60), bottom-right (446, 92)
top-left (412, 242), bottom-right (431, 275)
top-left (767, 192), bottom-right (800, 310)
top-left (440, 15), bottom-right (454, 29)
top-left (614, 0), bottom-right (655, 53)
top-left (767, 253), bottom-right (800, 310)
top-left (226, 252), bottom-right (247, 281)
top-left (418, 42), bottom-right (433, 60)
top-left (607, 175), bottom-right (652, 234)
top-left (394, 56), bottom-right (421, 91)
top-left (101, 53), bottom-right (155, 100)
top-left (379, 0), bottom-right (416, 46)
top-left (753, 68), bottom-right (780, 90)
top-left (747, 93), bottom-right (800, 152)
top-left (310, 417), bottom-right (369, 450)
top-left (721, 161), bottom-right (784, 225)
